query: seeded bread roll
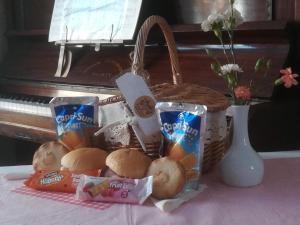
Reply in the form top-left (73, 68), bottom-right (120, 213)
top-left (61, 147), bottom-right (108, 173)
top-left (105, 148), bottom-right (152, 179)
top-left (147, 157), bottom-right (186, 199)
top-left (33, 141), bottom-right (69, 171)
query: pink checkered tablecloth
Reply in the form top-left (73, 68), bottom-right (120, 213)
top-left (1, 157), bottom-right (300, 225)
top-left (12, 186), bottom-right (112, 210)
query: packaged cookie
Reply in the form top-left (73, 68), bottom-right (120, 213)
top-left (24, 170), bottom-right (100, 193)
top-left (50, 96), bottom-right (99, 150)
top-left (76, 175), bottom-right (153, 204)
top-left (155, 102), bottom-right (207, 190)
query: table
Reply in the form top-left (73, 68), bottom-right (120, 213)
top-left (1, 152), bottom-right (300, 225)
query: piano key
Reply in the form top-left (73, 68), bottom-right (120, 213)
top-left (0, 94), bottom-right (52, 117)
top-left (0, 92), bottom-right (114, 118)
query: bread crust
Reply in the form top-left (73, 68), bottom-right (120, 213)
top-left (147, 157), bottom-right (186, 199)
top-left (33, 141), bottom-right (69, 171)
top-left (61, 147), bottom-right (108, 172)
top-left (105, 149), bottom-right (151, 179)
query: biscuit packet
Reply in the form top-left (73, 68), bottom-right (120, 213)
top-left (155, 102), bottom-right (207, 190)
top-left (76, 175), bottom-right (153, 204)
top-left (24, 170), bottom-right (101, 193)
top-left (50, 96), bottom-right (99, 150)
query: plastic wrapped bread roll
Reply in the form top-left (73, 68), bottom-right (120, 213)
top-left (61, 147), bottom-right (108, 174)
top-left (147, 157), bottom-right (186, 199)
top-left (32, 141), bottom-right (69, 171)
top-left (105, 148), bottom-right (152, 179)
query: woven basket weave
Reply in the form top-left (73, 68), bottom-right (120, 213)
top-left (99, 16), bottom-right (229, 173)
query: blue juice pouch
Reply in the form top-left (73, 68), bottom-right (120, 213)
top-left (155, 102), bottom-right (207, 190)
top-left (50, 96), bottom-right (99, 150)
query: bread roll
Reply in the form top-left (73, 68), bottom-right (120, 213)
top-left (105, 148), bottom-right (151, 179)
top-left (33, 141), bottom-right (69, 171)
top-left (61, 147), bottom-right (108, 173)
top-left (147, 157), bottom-right (186, 199)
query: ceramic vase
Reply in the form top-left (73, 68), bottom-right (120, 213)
top-left (220, 105), bottom-right (264, 187)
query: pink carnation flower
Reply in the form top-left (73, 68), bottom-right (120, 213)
top-left (234, 86), bottom-right (251, 101)
top-left (279, 67), bottom-right (298, 88)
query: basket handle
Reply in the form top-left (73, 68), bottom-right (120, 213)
top-left (131, 16), bottom-right (183, 85)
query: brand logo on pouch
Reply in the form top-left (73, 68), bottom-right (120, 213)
top-left (162, 122), bottom-right (199, 137)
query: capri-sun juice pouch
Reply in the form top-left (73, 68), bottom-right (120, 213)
top-left (155, 102), bottom-right (207, 190)
top-left (50, 96), bottom-right (99, 150)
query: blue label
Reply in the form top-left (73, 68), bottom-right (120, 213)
top-left (54, 104), bottom-right (94, 136)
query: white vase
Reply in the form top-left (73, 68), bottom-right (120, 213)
top-left (220, 105), bottom-right (264, 187)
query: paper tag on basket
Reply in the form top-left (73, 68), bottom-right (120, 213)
top-left (116, 73), bottom-right (160, 143)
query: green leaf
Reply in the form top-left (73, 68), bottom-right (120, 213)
top-left (229, 17), bottom-right (235, 29)
top-left (274, 78), bottom-right (283, 86)
top-left (254, 58), bottom-right (266, 72)
top-left (226, 73), bottom-right (238, 88)
top-left (205, 49), bottom-right (214, 57)
top-left (213, 28), bottom-right (222, 40)
top-left (211, 63), bottom-right (221, 75)
top-left (227, 74), bottom-right (234, 86)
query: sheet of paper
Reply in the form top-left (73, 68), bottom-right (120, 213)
top-left (49, 0), bottom-right (143, 43)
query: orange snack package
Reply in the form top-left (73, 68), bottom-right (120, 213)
top-left (24, 170), bottom-right (100, 193)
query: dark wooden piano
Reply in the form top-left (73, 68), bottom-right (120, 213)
top-left (0, 0), bottom-right (300, 164)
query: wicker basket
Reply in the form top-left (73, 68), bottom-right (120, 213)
top-left (99, 16), bottom-right (229, 173)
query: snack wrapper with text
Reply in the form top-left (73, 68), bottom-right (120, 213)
top-left (76, 175), bottom-right (153, 204)
top-left (155, 102), bottom-right (207, 190)
top-left (49, 96), bottom-right (99, 150)
top-left (24, 170), bottom-right (100, 193)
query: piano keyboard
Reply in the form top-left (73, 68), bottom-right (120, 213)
top-left (0, 94), bottom-right (52, 117)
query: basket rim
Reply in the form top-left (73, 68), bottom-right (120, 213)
top-left (100, 82), bottom-right (230, 112)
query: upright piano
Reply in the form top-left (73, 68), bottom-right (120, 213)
top-left (0, 0), bottom-right (299, 150)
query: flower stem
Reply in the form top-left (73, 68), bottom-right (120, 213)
top-left (228, 1), bottom-right (238, 85)
top-left (227, 28), bottom-right (238, 89)
top-left (218, 36), bottom-right (230, 64)
top-left (227, 30), bottom-right (236, 64)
